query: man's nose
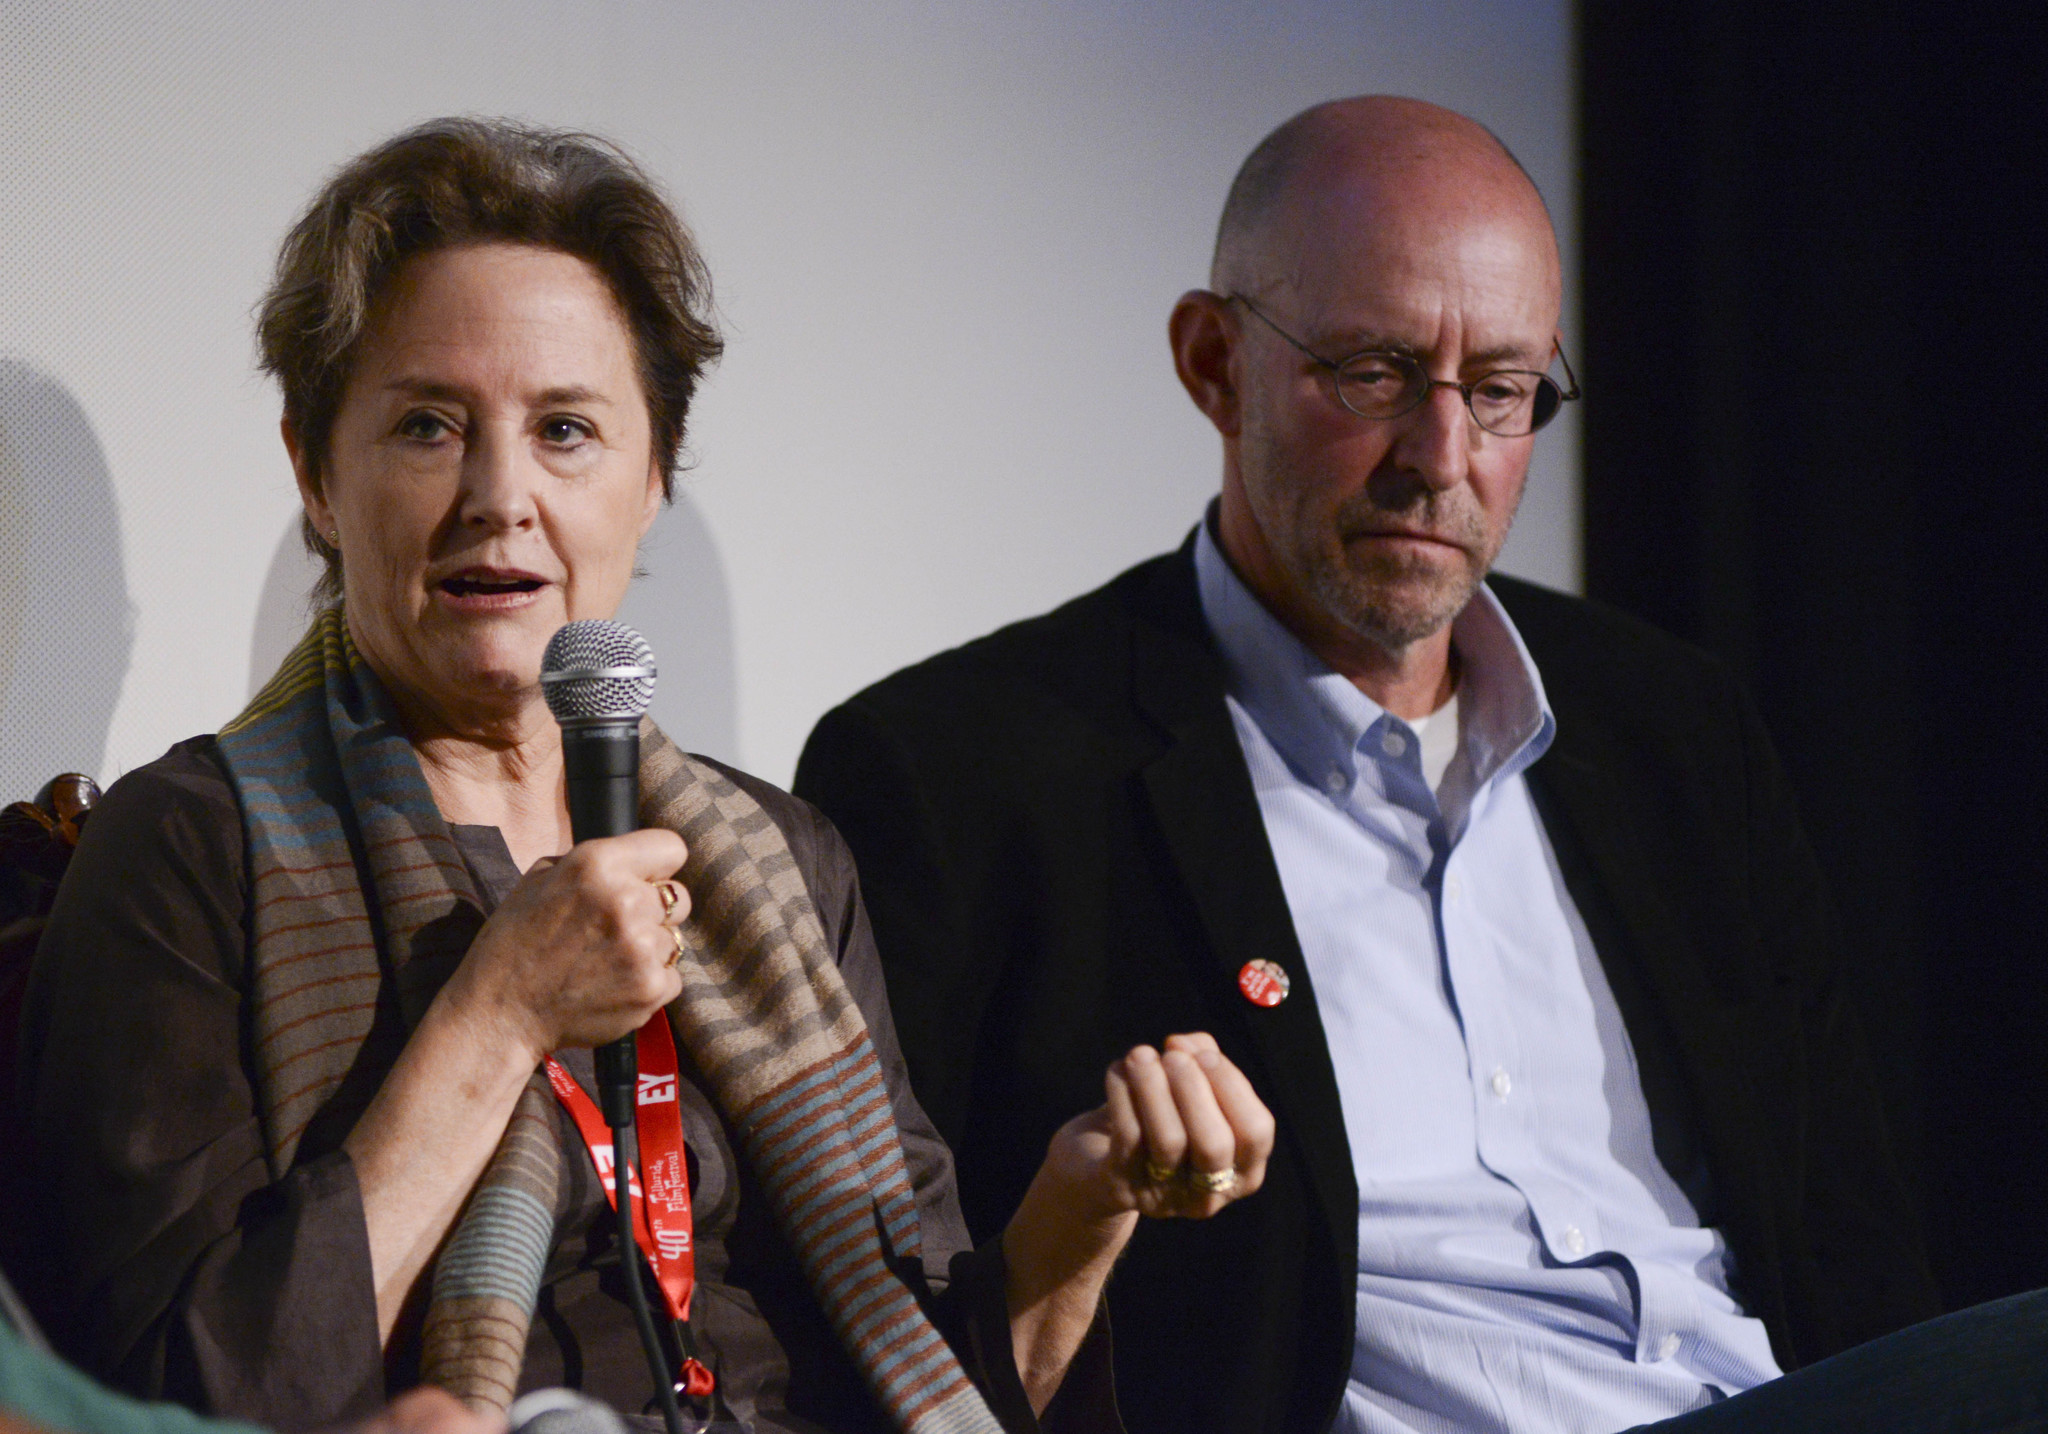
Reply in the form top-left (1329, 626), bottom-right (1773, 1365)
top-left (1387, 383), bottom-right (1476, 490)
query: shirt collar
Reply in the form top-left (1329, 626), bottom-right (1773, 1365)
top-left (1192, 511), bottom-right (1556, 798)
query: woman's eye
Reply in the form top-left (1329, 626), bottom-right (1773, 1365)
top-left (541, 416), bottom-right (594, 445)
top-left (397, 411), bottom-right (453, 442)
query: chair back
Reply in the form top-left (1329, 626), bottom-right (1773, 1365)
top-left (0, 774), bottom-right (98, 1300)
top-left (1, 774), bottom-right (97, 1056)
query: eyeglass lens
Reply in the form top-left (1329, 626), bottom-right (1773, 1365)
top-left (1333, 354), bottom-right (1562, 437)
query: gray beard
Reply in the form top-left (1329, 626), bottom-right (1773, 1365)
top-left (1298, 486), bottom-right (1500, 651)
top-left (1302, 541), bottom-right (1484, 652)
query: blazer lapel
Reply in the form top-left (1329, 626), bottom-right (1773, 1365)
top-left (1523, 732), bottom-right (1784, 1301)
top-left (1126, 549), bottom-right (1361, 1254)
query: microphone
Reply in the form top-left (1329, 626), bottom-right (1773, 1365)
top-left (541, 620), bottom-right (689, 1434)
top-left (541, 619), bottom-right (658, 1130)
top-left (508, 1389), bottom-right (627, 1434)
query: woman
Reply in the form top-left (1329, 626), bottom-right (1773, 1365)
top-left (16, 120), bottom-right (1271, 1434)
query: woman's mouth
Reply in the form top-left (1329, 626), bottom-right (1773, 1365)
top-left (435, 570), bottom-right (548, 609)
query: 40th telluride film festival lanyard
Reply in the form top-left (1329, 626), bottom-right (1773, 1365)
top-left (546, 1014), bottom-right (716, 1398)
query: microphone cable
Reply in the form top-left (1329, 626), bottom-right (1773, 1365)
top-left (609, 1119), bottom-right (689, 1434)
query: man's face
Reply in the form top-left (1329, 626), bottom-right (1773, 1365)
top-left (1229, 179), bottom-right (1561, 652)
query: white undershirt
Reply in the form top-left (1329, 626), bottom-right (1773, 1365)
top-left (1407, 689), bottom-right (1461, 793)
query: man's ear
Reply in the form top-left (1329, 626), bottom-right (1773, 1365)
top-left (1169, 290), bottom-right (1243, 439)
top-left (283, 418), bottom-right (334, 539)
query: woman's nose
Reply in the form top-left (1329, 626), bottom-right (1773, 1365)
top-left (458, 421), bottom-right (541, 529)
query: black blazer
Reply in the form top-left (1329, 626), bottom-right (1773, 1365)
top-left (795, 540), bottom-right (1937, 1434)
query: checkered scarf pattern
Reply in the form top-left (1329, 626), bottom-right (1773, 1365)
top-left (217, 610), bottom-right (999, 1432)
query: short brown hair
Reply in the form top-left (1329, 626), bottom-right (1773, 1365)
top-left (257, 116), bottom-right (723, 602)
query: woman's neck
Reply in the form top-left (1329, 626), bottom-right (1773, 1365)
top-left (413, 732), bottom-right (571, 871)
top-left (383, 682), bottom-right (574, 872)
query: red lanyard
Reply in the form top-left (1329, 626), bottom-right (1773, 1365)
top-left (546, 1015), bottom-right (698, 1326)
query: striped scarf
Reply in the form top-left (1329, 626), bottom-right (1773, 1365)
top-left (216, 609), bottom-right (1000, 1434)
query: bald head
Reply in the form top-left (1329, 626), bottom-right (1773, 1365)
top-left (1210, 96), bottom-right (1557, 302)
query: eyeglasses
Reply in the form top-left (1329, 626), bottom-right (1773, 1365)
top-left (1229, 294), bottom-right (1581, 437)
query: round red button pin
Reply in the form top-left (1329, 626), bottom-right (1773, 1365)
top-left (1238, 959), bottom-right (1290, 1007)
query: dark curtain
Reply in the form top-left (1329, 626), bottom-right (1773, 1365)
top-left (1579, 1), bottom-right (2048, 1310)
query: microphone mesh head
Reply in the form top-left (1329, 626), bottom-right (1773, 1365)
top-left (541, 620), bottom-right (657, 723)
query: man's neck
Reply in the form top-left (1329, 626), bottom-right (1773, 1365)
top-left (1305, 625), bottom-right (1456, 721)
top-left (1344, 633), bottom-right (1458, 721)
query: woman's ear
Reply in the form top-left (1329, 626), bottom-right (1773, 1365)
top-left (284, 418), bottom-right (335, 540)
top-left (638, 459), bottom-right (665, 539)
top-left (1169, 290), bottom-right (1244, 439)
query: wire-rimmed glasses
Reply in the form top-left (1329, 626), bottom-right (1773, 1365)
top-left (1230, 294), bottom-right (1580, 437)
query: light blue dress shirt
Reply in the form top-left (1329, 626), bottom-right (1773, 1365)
top-left (1193, 524), bottom-right (1782, 1434)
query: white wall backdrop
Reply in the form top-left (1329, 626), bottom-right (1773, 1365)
top-left (0, 0), bottom-right (1575, 792)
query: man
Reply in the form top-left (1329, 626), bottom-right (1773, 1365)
top-left (795, 98), bottom-right (1962, 1432)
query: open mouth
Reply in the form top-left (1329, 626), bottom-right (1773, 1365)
top-left (440, 574), bottom-right (546, 598)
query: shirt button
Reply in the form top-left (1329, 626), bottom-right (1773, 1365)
top-left (1655, 1333), bottom-right (1682, 1362)
top-left (1445, 874), bottom-right (1464, 903)
top-left (1381, 729), bottom-right (1408, 757)
top-left (1324, 767), bottom-right (1347, 792)
top-left (1562, 1226), bottom-right (1587, 1256)
top-left (1489, 1067), bottom-right (1512, 1099)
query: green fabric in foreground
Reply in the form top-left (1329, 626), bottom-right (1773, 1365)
top-left (0, 1321), bottom-right (267, 1434)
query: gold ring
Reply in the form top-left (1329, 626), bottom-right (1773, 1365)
top-left (1186, 1167), bottom-right (1239, 1195)
top-left (654, 879), bottom-right (685, 919)
top-left (1142, 1158), bottom-right (1179, 1186)
top-left (668, 925), bottom-right (687, 968)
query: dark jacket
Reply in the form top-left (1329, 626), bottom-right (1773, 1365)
top-left (794, 540), bottom-right (1939, 1434)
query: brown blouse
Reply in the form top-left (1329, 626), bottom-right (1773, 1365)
top-left (15, 739), bottom-right (1113, 1434)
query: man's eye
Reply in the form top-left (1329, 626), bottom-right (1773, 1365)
top-left (1473, 374), bottom-right (1536, 407)
top-left (541, 416), bottom-right (593, 445)
top-left (1340, 359), bottom-right (1410, 390)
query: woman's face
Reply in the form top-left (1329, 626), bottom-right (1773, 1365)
top-left (296, 242), bottom-right (663, 731)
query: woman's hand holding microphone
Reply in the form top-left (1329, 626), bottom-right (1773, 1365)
top-left (445, 829), bottom-right (693, 1064)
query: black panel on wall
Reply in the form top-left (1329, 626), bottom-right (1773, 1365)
top-left (1579, 1), bottom-right (2047, 1311)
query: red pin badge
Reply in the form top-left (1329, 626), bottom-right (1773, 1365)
top-left (1238, 959), bottom-right (1290, 1007)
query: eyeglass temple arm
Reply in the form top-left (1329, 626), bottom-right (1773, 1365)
top-left (1229, 293), bottom-right (1330, 368)
top-left (1552, 337), bottom-right (1582, 401)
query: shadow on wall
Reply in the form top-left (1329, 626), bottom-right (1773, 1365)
top-left (248, 490), bottom-right (738, 764)
top-left (618, 492), bottom-right (738, 764)
top-left (248, 516), bottom-right (326, 696)
top-left (0, 360), bottom-right (134, 801)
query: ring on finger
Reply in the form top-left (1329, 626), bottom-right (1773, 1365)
top-left (1142, 1157), bottom-right (1179, 1186)
top-left (668, 925), bottom-right (688, 968)
top-left (1186, 1166), bottom-right (1239, 1195)
top-left (653, 878), bottom-right (686, 920)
